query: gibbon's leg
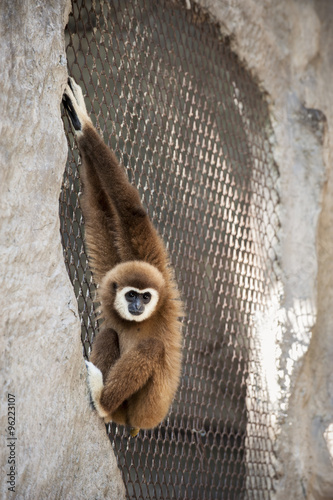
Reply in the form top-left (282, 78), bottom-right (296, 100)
top-left (63, 78), bottom-right (168, 271)
top-left (86, 338), bottom-right (164, 420)
top-left (89, 327), bottom-right (120, 382)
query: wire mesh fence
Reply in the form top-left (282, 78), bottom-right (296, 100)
top-left (59, 0), bottom-right (279, 498)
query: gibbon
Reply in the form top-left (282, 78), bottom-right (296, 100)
top-left (63, 77), bottom-right (183, 435)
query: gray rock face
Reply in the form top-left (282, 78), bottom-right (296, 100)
top-left (2, 0), bottom-right (333, 498)
top-left (0, 0), bottom-right (125, 498)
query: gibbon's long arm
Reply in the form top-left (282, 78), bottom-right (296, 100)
top-left (63, 78), bottom-right (168, 274)
top-left (86, 338), bottom-right (165, 417)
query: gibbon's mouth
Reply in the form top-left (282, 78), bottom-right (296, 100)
top-left (129, 310), bottom-right (144, 316)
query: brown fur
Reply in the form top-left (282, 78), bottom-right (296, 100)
top-left (64, 79), bottom-right (183, 430)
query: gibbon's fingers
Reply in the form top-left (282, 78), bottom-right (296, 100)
top-left (68, 77), bottom-right (88, 114)
top-left (85, 361), bottom-right (109, 419)
top-left (63, 78), bottom-right (92, 134)
top-left (62, 92), bottom-right (82, 132)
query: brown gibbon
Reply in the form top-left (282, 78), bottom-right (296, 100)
top-left (63, 77), bottom-right (183, 435)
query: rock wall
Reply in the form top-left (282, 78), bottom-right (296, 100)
top-left (197, 0), bottom-right (333, 498)
top-left (2, 0), bottom-right (333, 498)
top-left (0, 0), bottom-right (125, 498)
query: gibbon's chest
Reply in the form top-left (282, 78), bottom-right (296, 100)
top-left (113, 311), bottom-right (164, 355)
top-left (117, 325), bottom-right (148, 355)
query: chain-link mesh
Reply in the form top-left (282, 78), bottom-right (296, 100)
top-left (59, 0), bottom-right (279, 498)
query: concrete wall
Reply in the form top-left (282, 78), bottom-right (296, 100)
top-left (197, 0), bottom-right (333, 498)
top-left (0, 1), bottom-right (125, 498)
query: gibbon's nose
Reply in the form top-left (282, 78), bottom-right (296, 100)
top-left (128, 297), bottom-right (145, 316)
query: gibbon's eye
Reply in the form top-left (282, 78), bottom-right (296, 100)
top-left (125, 290), bottom-right (137, 302)
top-left (113, 282), bottom-right (118, 291)
top-left (142, 292), bottom-right (151, 304)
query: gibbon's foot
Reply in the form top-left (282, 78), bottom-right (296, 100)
top-left (85, 360), bottom-right (109, 419)
top-left (130, 427), bottom-right (140, 437)
top-left (63, 77), bottom-right (92, 134)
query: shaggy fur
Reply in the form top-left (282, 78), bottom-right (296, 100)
top-left (63, 78), bottom-right (183, 431)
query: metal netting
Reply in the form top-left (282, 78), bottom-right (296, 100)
top-left (59, 0), bottom-right (279, 498)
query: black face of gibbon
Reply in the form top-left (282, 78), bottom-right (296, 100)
top-left (125, 290), bottom-right (152, 316)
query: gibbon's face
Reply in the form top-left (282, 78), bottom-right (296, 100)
top-left (100, 261), bottom-right (165, 324)
top-left (114, 286), bottom-right (160, 322)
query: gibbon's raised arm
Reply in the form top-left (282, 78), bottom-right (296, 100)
top-left (63, 78), bottom-right (168, 277)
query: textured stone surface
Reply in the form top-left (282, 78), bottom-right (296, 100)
top-left (2, 0), bottom-right (333, 497)
top-left (0, 1), bottom-right (125, 498)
